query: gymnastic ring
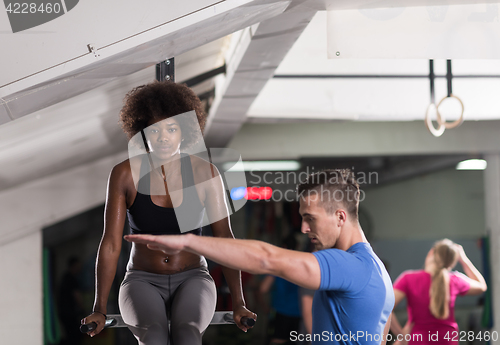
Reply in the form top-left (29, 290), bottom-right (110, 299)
top-left (425, 103), bottom-right (445, 137)
top-left (436, 94), bottom-right (464, 129)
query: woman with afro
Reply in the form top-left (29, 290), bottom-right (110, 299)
top-left (82, 81), bottom-right (256, 345)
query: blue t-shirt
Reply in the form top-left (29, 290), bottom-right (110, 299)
top-left (272, 276), bottom-right (301, 317)
top-left (311, 242), bottom-right (394, 345)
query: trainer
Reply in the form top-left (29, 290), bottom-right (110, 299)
top-left (126, 169), bottom-right (395, 345)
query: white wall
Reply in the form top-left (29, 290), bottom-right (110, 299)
top-left (362, 168), bottom-right (485, 241)
top-left (0, 151), bottom-right (127, 344)
top-left (0, 230), bottom-right (42, 345)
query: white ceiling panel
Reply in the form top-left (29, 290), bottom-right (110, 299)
top-left (313, 0), bottom-right (500, 11)
top-left (248, 78), bottom-right (430, 120)
top-left (327, 4), bottom-right (500, 59)
top-left (451, 78), bottom-right (500, 120)
top-left (275, 12), bottom-right (430, 75)
top-left (449, 59), bottom-right (500, 74)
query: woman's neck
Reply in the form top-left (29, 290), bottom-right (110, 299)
top-left (151, 152), bottom-right (182, 180)
top-left (151, 151), bottom-right (181, 165)
top-left (425, 262), bottom-right (450, 275)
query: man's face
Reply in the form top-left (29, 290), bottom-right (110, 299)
top-left (299, 195), bottom-right (339, 250)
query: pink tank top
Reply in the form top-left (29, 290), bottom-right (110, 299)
top-left (394, 270), bottom-right (470, 345)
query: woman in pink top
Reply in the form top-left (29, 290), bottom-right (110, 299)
top-left (391, 239), bottom-right (487, 345)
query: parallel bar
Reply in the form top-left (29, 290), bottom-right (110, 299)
top-left (80, 311), bottom-right (253, 333)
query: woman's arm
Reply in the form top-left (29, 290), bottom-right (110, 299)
top-left (391, 287), bottom-right (414, 345)
top-left (202, 163), bottom-right (257, 331)
top-left (456, 245), bottom-right (487, 295)
top-left (210, 219), bottom-right (258, 331)
top-left (82, 163), bottom-right (128, 337)
top-left (210, 217), bottom-right (256, 325)
top-left (390, 289), bottom-right (406, 336)
top-left (381, 313), bottom-right (392, 345)
top-left (257, 275), bottom-right (275, 314)
top-left (259, 275), bottom-right (275, 294)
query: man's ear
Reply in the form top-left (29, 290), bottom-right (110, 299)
top-left (335, 209), bottom-right (347, 226)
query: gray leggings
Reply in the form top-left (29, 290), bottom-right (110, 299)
top-left (118, 266), bottom-right (217, 345)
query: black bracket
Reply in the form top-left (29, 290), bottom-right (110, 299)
top-left (156, 58), bottom-right (175, 82)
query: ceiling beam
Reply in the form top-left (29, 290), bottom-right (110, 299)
top-left (204, 0), bottom-right (317, 147)
top-left (228, 120), bottom-right (500, 160)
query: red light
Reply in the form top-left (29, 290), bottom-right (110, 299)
top-left (245, 187), bottom-right (272, 200)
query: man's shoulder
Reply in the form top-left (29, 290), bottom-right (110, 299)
top-left (347, 242), bottom-right (377, 263)
top-left (314, 243), bottom-right (373, 262)
top-left (346, 241), bottom-right (372, 253)
top-left (314, 245), bottom-right (374, 274)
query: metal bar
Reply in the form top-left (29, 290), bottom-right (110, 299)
top-left (446, 59), bottom-right (453, 97)
top-left (273, 74), bottom-right (500, 79)
top-left (274, 74), bottom-right (429, 79)
top-left (198, 88), bottom-right (216, 102)
top-left (156, 62), bottom-right (166, 82)
top-left (183, 64), bottom-right (226, 87)
top-left (429, 60), bottom-right (435, 104)
top-left (82, 312), bottom-right (243, 330)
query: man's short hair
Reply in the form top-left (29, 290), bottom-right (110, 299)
top-left (296, 169), bottom-right (360, 220)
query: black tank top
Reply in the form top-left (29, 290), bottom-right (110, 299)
top-left (127, 153), bottom-right (204, 236)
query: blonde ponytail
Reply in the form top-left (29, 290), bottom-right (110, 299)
top-left (428, 239), bottom-right (459, 320)
top-left (430, 267), bottom-right (450, 319)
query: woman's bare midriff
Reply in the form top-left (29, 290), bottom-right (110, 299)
top-left (124, 161), bottom-right (204, 275)
top-left (129, 243), bottom-right (203, 274)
